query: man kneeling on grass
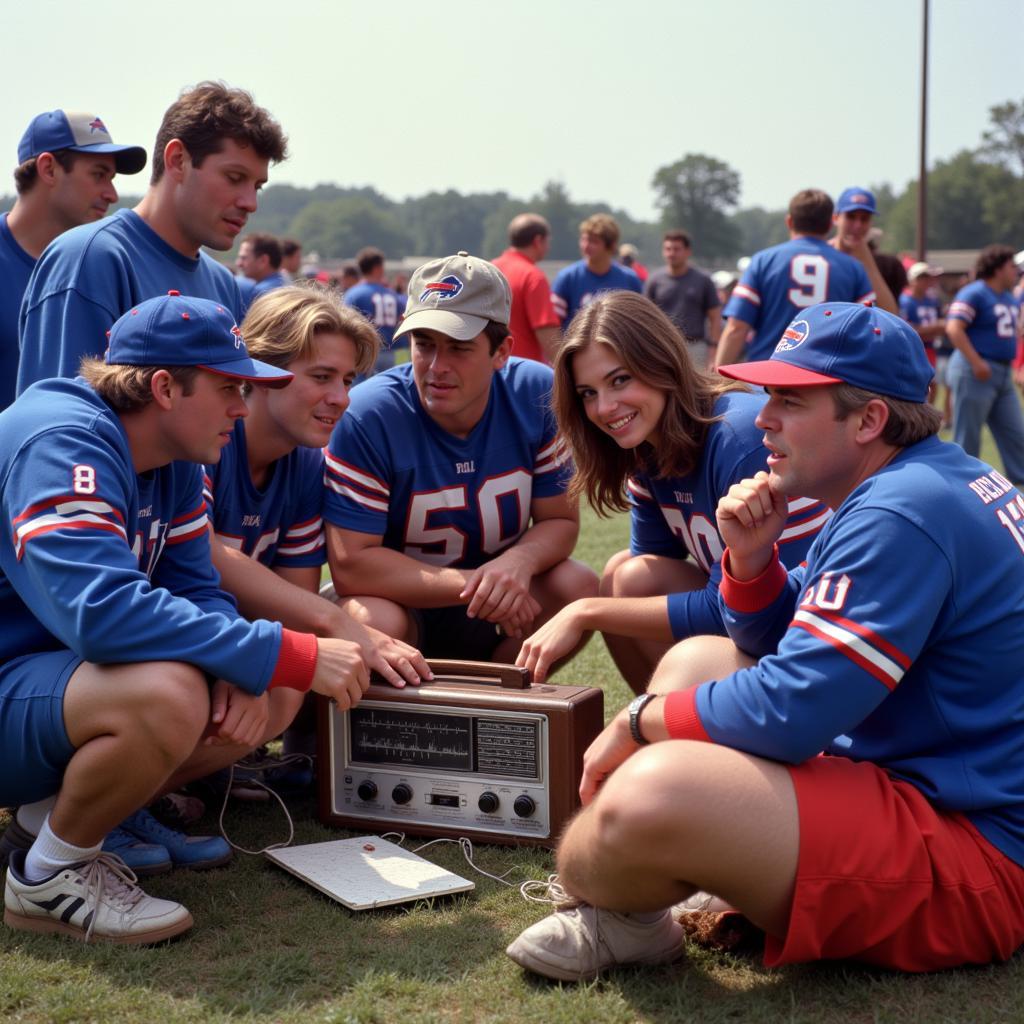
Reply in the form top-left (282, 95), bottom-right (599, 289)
top-left (507, 302), bottom-right (1024, 979)
top-left (0, 292), bottom-right (369, 944)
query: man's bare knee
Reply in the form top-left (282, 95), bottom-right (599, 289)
top-left (537, 558), bottom-right (598, 608)
top-left (648, 635), bottom-right (751, 694)
top-left (337, 595), bottom-right (412, 642)
top-left (138, 663), bottom-right (209, 757)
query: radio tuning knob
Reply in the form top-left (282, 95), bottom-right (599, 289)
top-left (392, 783), bottom-right (413, 805)
top-left (478, 791), bottom-right (500, 814)
top-left (513, 795), bottom-right (535, 818)
top-left (356, 780), bottom-right (378, 802)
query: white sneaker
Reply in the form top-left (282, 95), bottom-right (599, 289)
top-left (507, 902), bottom-right (683, 982)
top-left (4, 850), bottom-right (193, 944)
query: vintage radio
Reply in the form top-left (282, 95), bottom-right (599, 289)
top-left (317, 660), bottom-right (604, 847)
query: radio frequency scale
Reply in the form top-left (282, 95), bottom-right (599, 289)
top-left (317, 660), bottom-right (604, 847)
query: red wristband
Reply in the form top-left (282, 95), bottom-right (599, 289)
top-left (266, 629), bottom-right (318, 692)
top-left (663, 689), bottom-right (711, 742)
top-left (719, 545), bottom-right (788, 613)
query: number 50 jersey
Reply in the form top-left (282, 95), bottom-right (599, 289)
top-left (322, 358), bottom-right (570, 568)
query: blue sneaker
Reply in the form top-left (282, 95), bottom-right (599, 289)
top-left (101, 826), bottom-right (172, 878)
top-left (2, 816), bottom-right (172, 879)
top-left (118, 809), bottom-right (232, 870)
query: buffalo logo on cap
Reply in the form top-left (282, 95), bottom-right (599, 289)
top-left (851, 193), bottom-right (869, 204)
top-left (775, 319), bottom-right (810, 353)
top-left (230, 324), bottom-right (244, 349)
top-left (420, 275), bottom-right (464, 303)
top-left (88, 117), bottom-right (108, 134)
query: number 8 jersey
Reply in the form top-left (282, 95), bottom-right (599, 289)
top-left (322, 358), bottom-right (570, 567)
top-left (724, 236), bottom-right (875, 362)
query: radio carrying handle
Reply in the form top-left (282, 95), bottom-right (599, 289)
top-left (425, 659), bottom-right (531, 690)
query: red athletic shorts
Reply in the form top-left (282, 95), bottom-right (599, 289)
top-left (764, 755), bottom-right (1024, 972)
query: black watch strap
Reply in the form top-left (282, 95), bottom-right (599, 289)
top-left (628, 693), bottom-right (657, 745)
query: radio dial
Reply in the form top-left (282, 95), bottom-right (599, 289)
top-left (513, 795), bottom-right (536, 818)
top-left (356, 780), bottom-right (378, 802)
top-left (478, 791), bottom-right (500, 814)
top-left (392, 783), bottom-right (413, 805)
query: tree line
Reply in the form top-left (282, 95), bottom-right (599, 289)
top-left (3, 98), bottom-right (1021, 265)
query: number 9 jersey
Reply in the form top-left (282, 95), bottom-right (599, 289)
top-left (322, 358), bottom-right (571, 567)
top-left (724, 237), bottom-right (875, 362)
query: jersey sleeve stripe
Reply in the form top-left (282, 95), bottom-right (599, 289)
top-left (535, 441), bottom-right (571, 474)
top-left (15, 518), bottom-right (128, 560)
top-left (171, 501), bottom-right (206, 526)
top-left (733, 284), bottom-right (761, 306)
top-left (786, 496), bottom-right (821, 514)
top-left (278, 536), bottom-right (325, 556)
top-left (791, 609), bottom-right (906, 690)
top-left (802, 605), bottom-right (911, 668)
top-left (551, 294), bottom-right (568, 318)
top-left (948, 301), bottom-right (976, 323)
top-left (13, 496), bottom-right (125, 527)
top-left (166, 514), bottom-right (210, 545)
top-left (325, 452), bottom-right (390, 496)
top-left (325, 477), bottom-right (389, 513)
top-left (284, 517), bottom-right (323, 540)
top-left (779, 508), bottom-right (832, 542)
top-left (627, 478), bottom-right (654, 501)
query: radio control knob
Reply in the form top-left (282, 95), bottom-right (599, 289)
top-left (357, 780), bottom-right (378, 802)
top-left (392, 783), bottom-right (413, 805)
top-left (513, 795), bottom-right (536, 818)
top-left (478, 791), bottom-right (500, 814)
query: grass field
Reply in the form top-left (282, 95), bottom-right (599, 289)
top-left (1, 419), bottom-right (1020, 1023)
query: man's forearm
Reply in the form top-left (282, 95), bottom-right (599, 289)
top-left (330, 544), bottom-right (470, 607)
top-left (715, 318), bottom-right (750, 368)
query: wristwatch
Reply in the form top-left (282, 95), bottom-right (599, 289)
top-left (627, 693), bottom-right (657, 745)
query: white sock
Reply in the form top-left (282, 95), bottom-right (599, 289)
top-left (15, 795), bottom-right (57, 836)
top-left (23, 815), bottom-right (102, 883)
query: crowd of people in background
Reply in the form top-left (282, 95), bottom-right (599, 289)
top-left (2, 83), bottom-right (1024, 985)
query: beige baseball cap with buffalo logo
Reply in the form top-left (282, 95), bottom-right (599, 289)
top-left (393, 251), bottom-right (512, 342)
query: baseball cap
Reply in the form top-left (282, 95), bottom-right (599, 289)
top-left (908, 261), bottom-right (943, 281)
top-left (836, 187), bottom-right (877, 214)
top-left (718, 302), bottom-right (933, 403)
top-left (393, 251), bottom-right (511, 343)
top-left (105, 291), bottom-right (293, 387)
top-left (18, 110), bottom-right (146, 175)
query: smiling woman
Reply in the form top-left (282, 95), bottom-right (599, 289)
top-left (514, 291), bottom-right (830, 691)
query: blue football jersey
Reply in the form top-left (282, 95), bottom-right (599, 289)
top-left (694, 437), bottom-right (1024, 867)
top-left (948, 280), bottom-right (1020, 363)
top-left (550, 261), bottom-right (642, 327)
top-left (723, 237), bottom-right (875, 361)
top-left (0, 377), bottom-right (284, 694)
top-left (323, 358), bottom-right (569, 569)
top-left (204, 419), bottom-right (326, 570)
top-left (344, 281), bottom-right (401, 349)
top-left (627, 390), bottom-right (830, 639)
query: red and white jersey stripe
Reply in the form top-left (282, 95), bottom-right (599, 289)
top-left (13, 495), bottom-right (126, 560)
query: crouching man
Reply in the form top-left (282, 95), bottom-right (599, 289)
top-left (507, 302), bottom-right (1024, 979)
top-left (0, 292), bottom-right (369, 944)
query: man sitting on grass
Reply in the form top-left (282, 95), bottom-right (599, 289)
top-left (0, 292), bottom-right (369, 945)
top-left (508, 302), bottom-right (1024, 979)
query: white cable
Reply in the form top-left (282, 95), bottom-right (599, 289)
top-left (379, 831), bottom-right (517, 887)
top-left (216, 758), bottom-right (314, 855)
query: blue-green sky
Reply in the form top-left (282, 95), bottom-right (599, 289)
top-left (3, 0), bottom-right (1021, 219)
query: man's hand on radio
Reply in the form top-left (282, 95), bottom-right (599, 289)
top-left (311, 637), bottom-right (371, 709)
top-left (579, 710), bottom-right (639, 806)
top-left (516, 604), bottom-right (585, 684)
top-left (334, 614), bottom-right (430, 689)
top-left (205, 680), bottom-right (270, 749)
top-left (461, 551), bottom-right (541, 635)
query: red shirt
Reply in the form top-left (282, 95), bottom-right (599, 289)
top-left (492, 248), bottom-right (561, 363)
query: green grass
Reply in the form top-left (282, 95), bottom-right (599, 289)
top-left (0, 423), bottom-right (1019, 1023)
